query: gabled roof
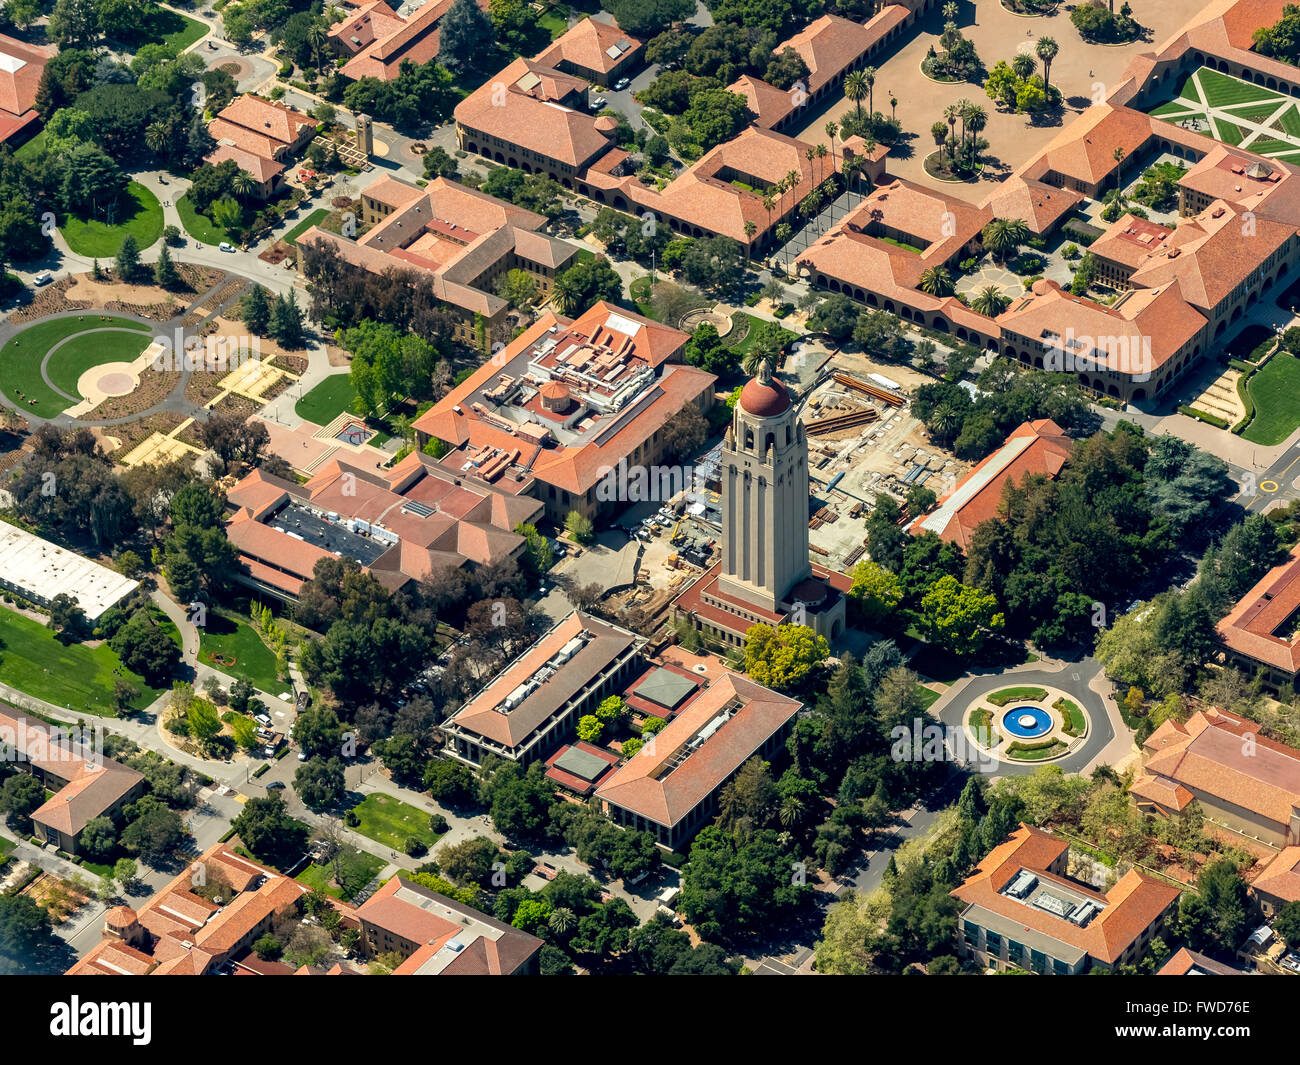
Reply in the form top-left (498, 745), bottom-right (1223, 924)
top-left (981, 177), bottom-right (1085, 235)
top-left (774, 13), bottom-right (881, 96)
top-left (1135, 707), bottom-right (1300, 828)
top-left (1157, 946), bottom-right (1248, 975)
top-left (534, 15), bottom-right (642, 77)
top-left (1218, 542), bottom-right (1300, 675)
top-left (595, 671), bottom-right (801, 828)
top-left (1254, 846), bottom-right (1300, 904)
top-left (1020, 104), bottom-right (1154, 187)
top-left (0, 33), bottom-right (54, 119)
top-left (215, 95), bottom-right (316, 147)
top-left (910, 420), bottom-right (1074, 549)
top-left (455, 56), bottom-right (612, 169)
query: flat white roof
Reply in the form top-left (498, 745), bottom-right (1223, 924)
top-left (917, 433), bottom-right (1037, 537)
top-left (0, 523), bottom-right (138, 620)
top-left (0, 53), bottom-right (27, 74)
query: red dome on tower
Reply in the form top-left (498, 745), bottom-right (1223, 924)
top-left (738, 375), bottom-right (791, 418)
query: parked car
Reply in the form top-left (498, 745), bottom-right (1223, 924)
top-left (32, 271), bottom-right (52, 286)
top-left (218, 241), bottom-right (236, 252)
top-left (614, 77), bottom-right (630, 90)
top-left (297, 751), bottom-right (308, 761)
top-left (266, 781), bottom-right (286, 790)
top-left (255, 713), bottom-right (273, 727)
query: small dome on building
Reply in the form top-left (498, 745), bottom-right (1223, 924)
top-left (739, 375), bottom-right (791, 418)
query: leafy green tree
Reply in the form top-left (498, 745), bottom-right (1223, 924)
top-left (917, 574), bottom-right (1004, 656)
top-left (295, 757), bottom-right (346, 810)
top-left (1179, 858), bottom-right (1250, 953)
top-left (848, 560), bottom-right (903, 625)
top-left (743, 623), bottom-right (830, 692)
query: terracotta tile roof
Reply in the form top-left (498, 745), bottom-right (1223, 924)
top-left (204, 142), bottom-right (285, 184)
top-left (626, 126), bottom-right (821, 245)
top-left (727, 74), bottom-right (796, 130)
top-left (1134, 707), bottom-right (1300, 829)
top-left (338, 0), bottom-right (490, 81)
top-left (215, 94), bottom-right (316, 147)
top-left (1254, 846), bottom-right (1300, 904)
top-left (0, 34), bottom-right (54, 120)
top-left (534, 16), bottom-right (642, 77)
top-left (775, 14), bottom-right (881, 96)
top-left (412, 304), bottom-right (706, 498)
top-left (448, 610), bottom-right (641, 749)
top-left (951, 824), bottom-right (1181, 966)
top-left (207, 117), bottom-right (286, 161)
top-left (1218, 542), bottom-right (1300, 675)
top-left (328, 0), bottom-right (407, 54)
top-left (66, 843), bottom-right (306, 975)
top-left (910, 420), bottom-right (1073, 550)
top-left (981, 177), bottom-right (1084, 235)
top-left (595, 671), bottom-right (801, 828)
top-left (997, 278), bottom-right (1206, 376)
top-left (1019, 104), bottom-right (1154, 187)
top-left (1127, 199), bottom-right (1295, 312)
top-left (299, 175), bottom-right (575, 321)
top-left (455, 56), bottom-right (613, 169)
top-left (1157, 946), bottom-right (1248, 975)
top-left (358, 876), bottom-right (543, 974)
top-left (1090, 213), bottom-right (1174, 269)
top-left (0, 710), bottom-right (144, 837)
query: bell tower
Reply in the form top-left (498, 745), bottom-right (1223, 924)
top-left (717, 363), bottom-right (810, 613)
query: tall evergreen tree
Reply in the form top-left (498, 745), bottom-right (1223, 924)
top-left (153, 244), bottom-right (178, 287)
top-left (115, 233), bottom-right (140, 281)
top-left (240, 283), bottom-right (270, 334)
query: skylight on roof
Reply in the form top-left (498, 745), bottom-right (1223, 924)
top-left (603, 311), bottom-right (641, 336)
top-left (0, 53), bottom-right (27, 74)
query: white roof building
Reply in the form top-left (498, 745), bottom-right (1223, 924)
top-left (0, 523), bottom-right (138, 621)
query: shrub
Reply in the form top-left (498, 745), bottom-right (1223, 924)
top-left (403, 836), bottom-right (427, 857)
top-left (429, 813), bottom-right (448, 834)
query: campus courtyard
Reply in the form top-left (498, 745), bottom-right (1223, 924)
top-left (1150, 67), bottom-right (1300, 162)
top-left (794, 0), bottom-right (1212, 202)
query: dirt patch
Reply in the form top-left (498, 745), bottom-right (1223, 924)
top-left (22, 872), bottom-right (90, 924)
top-left (8, 278), bottom-right (92, 322)
top-left (326, 343), bottom-right (351, 368)
top-left (81, 367), bottom-right (181, 421)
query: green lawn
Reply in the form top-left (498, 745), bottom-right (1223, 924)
top-left (176, 192), bottom-right (229, 246)
top-left (0, 316), bottom-right (153, 418)
top-left (879, 235), bottom-right (923, 254)
top-left (1243, 352), bottom-right (1300, 444)
top-left (282, 209), bottom-right (330, 247)
top-left (0, 603), bottom-right (172, 715)
top-left (349, 793), bottom-right (444, 851)
top-left (1223, 102), bottom-right (1283, 124)
top-left (915, 684), bottom-right (941, 710)
top-left (61, 182), bottom-right (163, 258)
top-left (1054, 697), bottom-right (1085, 736)
top-left (46, 330), bottom-right (153, 398)
top-left (295, 846), bottom-right (385, 900)
top-left (157, 10), bottom-right (209, 51)
top-left (1213, 119), bottom-right (1246, 146)
top-left (295, 373), bottom-right (359, 426)
top-left (1197, 68), bottom-right (1280, 107)
top-left (199, 611), bottom-right (283, 693)
top-left (1007, 740), bottom-right (1068, 761)
top-left (1273, 104), bottom-right (1300, 138)
top-left (728, 312), bottom-right (796, 355)
top-left (1246, 136), bottom-right (1295, 156)
top-left (987, 686), bottom-right (1048, 707)
top-left (14, 130), bottom-right (45, 160)
top-left (538, 3), bottom-right (570, 39)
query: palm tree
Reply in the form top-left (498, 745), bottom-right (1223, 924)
top-left (931, 400), bottom-right (962, 439)
top-left (815, 143), bottom-right (828, 186)
top-left (944, 103), bottom-right (959, 152)
top-left (761, 191), bottom-right (776, 234)
top-left (824, 120), bottom-right (838, 172)
top-left (919, 266), bottom-right (954, 296)
top-left (776, 221), bottom-right (792, 272)
top-left (1012, 51), bottom-right (1036, 81)
top-left (863, 65), bottom-right (877, 124)
top-left (889, 93), bottom-right (898, 121)
top-left (1036, 36), bottom-right (1059, 96)
top-left (972, 285), bottom-right (1009, 317)
top-left (965, 105), bottom-right (986, 168)
top-left (145, 121), bottom-right (169, 155)
top-left (743, 219), bottom-right (757, 259)
top-left (942, 0), bottom-right (958, 20)
top-left (956, 98), bottom-right (975, 155)
top-left (549, 907), bottom-right (576, 936)
top-left (778, 793), bottom-right (805, 828)
top-left (551, 272), bottom-right (580, 314)
top-left (308, 23), bottom-right (329, 71)
top-left (232, 170), bottom-right (256, 199)
top-left (931, 120), bottom-right (949, 161)
top-left (805, 146), bottom-right (817, 186)
top-left (1113, 146), bottom-right (1127, 191)
top-left (844, 69), bottom-right (868, 124)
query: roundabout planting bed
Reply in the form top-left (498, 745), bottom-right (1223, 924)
top-left (964, 684), bottom-right (1089, 763)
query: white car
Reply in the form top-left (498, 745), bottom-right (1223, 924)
top-left (218, 241), bottom-right (236, 252)
top-left (255, 713), bottom-right (273, 727)
top-left (590, 96), bottom-right (607, 110)
top-left (32, 271), bottom-right (52, 285)
top-left (614, 78), bottom-right (630, 91)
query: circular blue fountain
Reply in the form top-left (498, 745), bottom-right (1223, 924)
top-left (1000, 705), bottom-right (1053, 739)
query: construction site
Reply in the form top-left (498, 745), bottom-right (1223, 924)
top-left (800, 353), bottom-right (970, 573)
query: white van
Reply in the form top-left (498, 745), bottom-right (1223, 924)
top-left (32, 271), bottom-right (52, 286)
